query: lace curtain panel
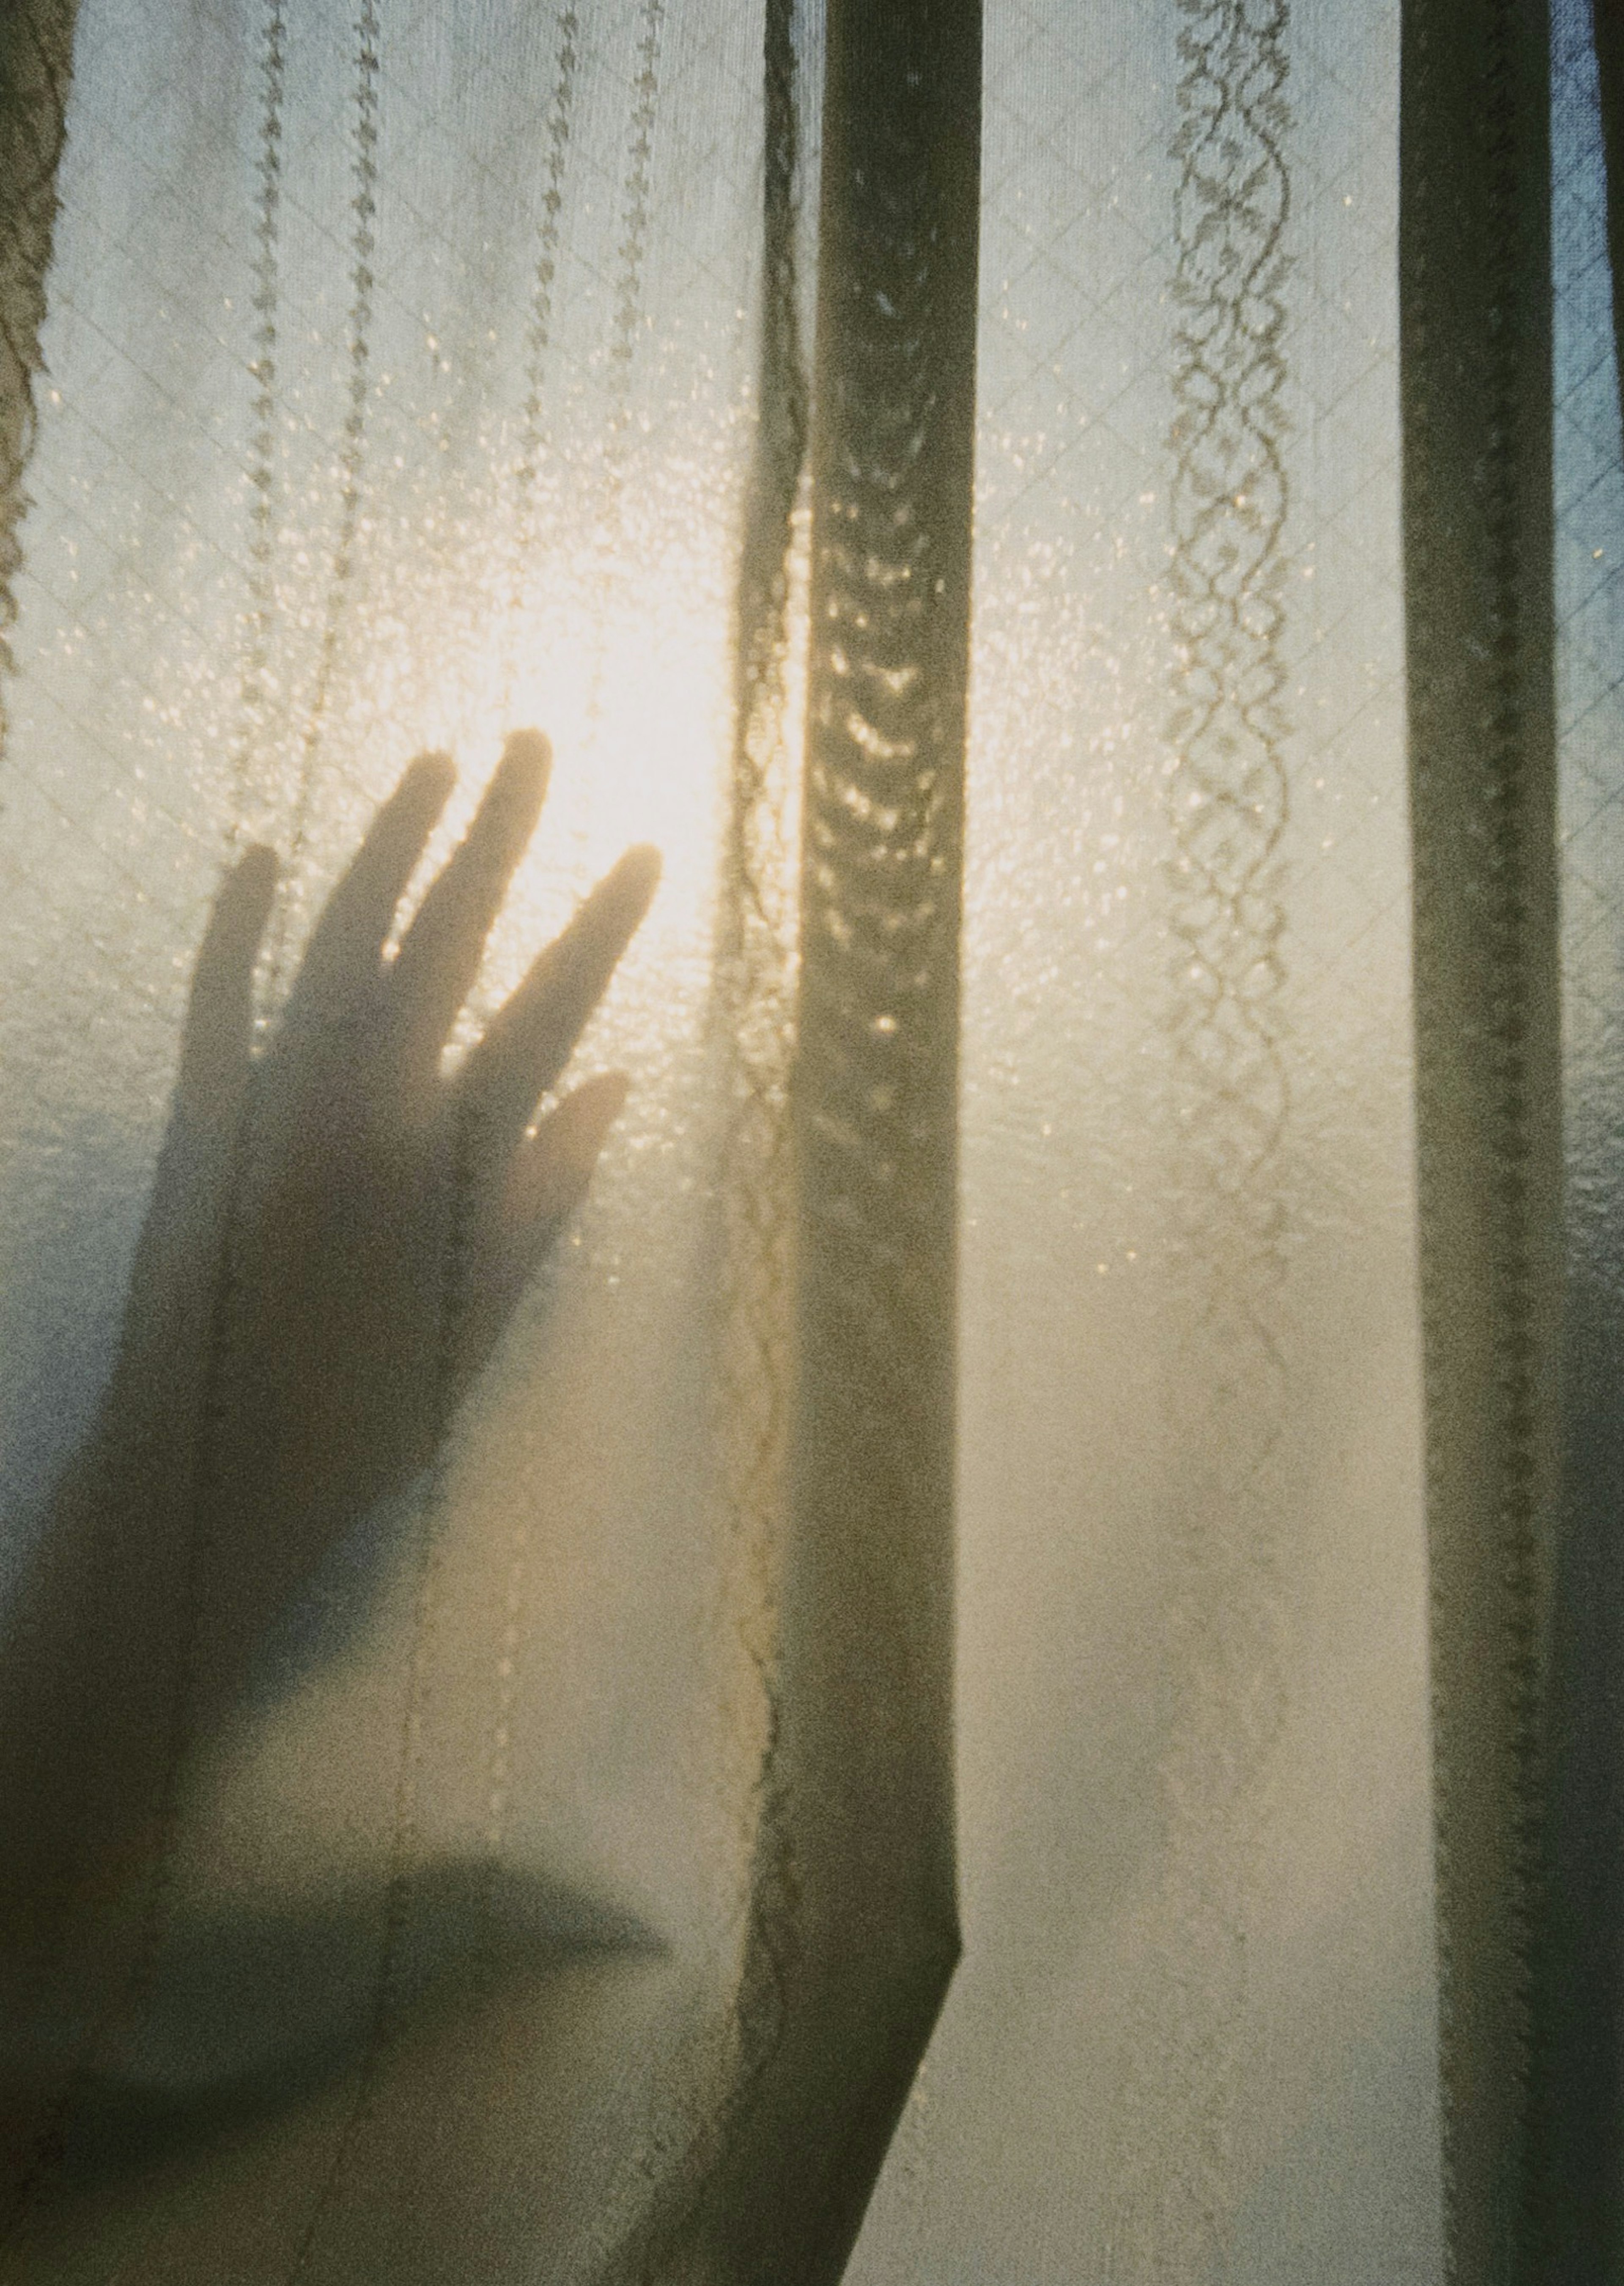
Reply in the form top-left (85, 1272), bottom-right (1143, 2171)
top-left (0, 0), bottom-right (1619, 2282)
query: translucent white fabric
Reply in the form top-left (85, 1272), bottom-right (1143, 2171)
top-left (0, 1), bottom-right (779, 2273)
top-left (0, 0), bottom-right (1584, 2278)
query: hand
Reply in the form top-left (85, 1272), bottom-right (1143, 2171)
top-left (179, 732), bottom-right (659, 1675)
top-left (0, 735), bottom-right (679, 2260)
top-left (0, 729), bottom-right (658, 1949)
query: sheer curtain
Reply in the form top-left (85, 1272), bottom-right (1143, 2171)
top-left (0, 1), bottom-right (1619, 2282)
top-left (0, 5), bottom-right (803, 2275)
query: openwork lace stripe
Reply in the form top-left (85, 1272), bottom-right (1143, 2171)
top-left (1118, 3), bottom-right (1294, 2275)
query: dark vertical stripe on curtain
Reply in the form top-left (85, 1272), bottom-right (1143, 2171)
top-left (0, 0), bottom-right (79, 756)
top-left (1400, 3), bottom-right (1564, 2282)
top-left (770, 0), bottom-right (978, 2250)
top-left (1542, 1), bottom-right (1624, 2275)
top-left (784, 0), bottom-right (977, 2186)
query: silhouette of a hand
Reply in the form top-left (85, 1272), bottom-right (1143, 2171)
top-left (167, 733), bottom-right (658, 1675)
top-left (0, 729), bottom-right (657, 1945)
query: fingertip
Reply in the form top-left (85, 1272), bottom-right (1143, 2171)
top-left (405, 748), bottom-right (458, 803)
top-left (504, 727), bottom-right (552, 767)
top-left (464, 730), bottom-right (549, 858)
top-left (580, 1066), bottom-right (633, 1121)
top-left (393, 751), bottom-right (457, 841)
top-left (606, 842), bottom-right (662, 921)
top-left (500, 727), bottom-right (553, 800)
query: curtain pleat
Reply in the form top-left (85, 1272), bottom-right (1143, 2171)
top-left (606, 6), bottom-right (979, 2279)
top-left (1400, 2), bottom-right (1564, 2280)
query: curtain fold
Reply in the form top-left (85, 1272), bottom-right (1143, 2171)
top-left (606, 5), bottom-right (979, 2278)
top-left (1400, 3), bottom-right (1562, 2277)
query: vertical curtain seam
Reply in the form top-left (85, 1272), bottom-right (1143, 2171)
top-left (276, 0), bottom-right (381, 941)
top-left (499, 1), bottom-right (579, 719)
top-left (228, 0), bottom-right (286, 847)
top-left (479, 0), bottom-right (585, 1876)
top-left (599, 0), bottom-right (980, 2273)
